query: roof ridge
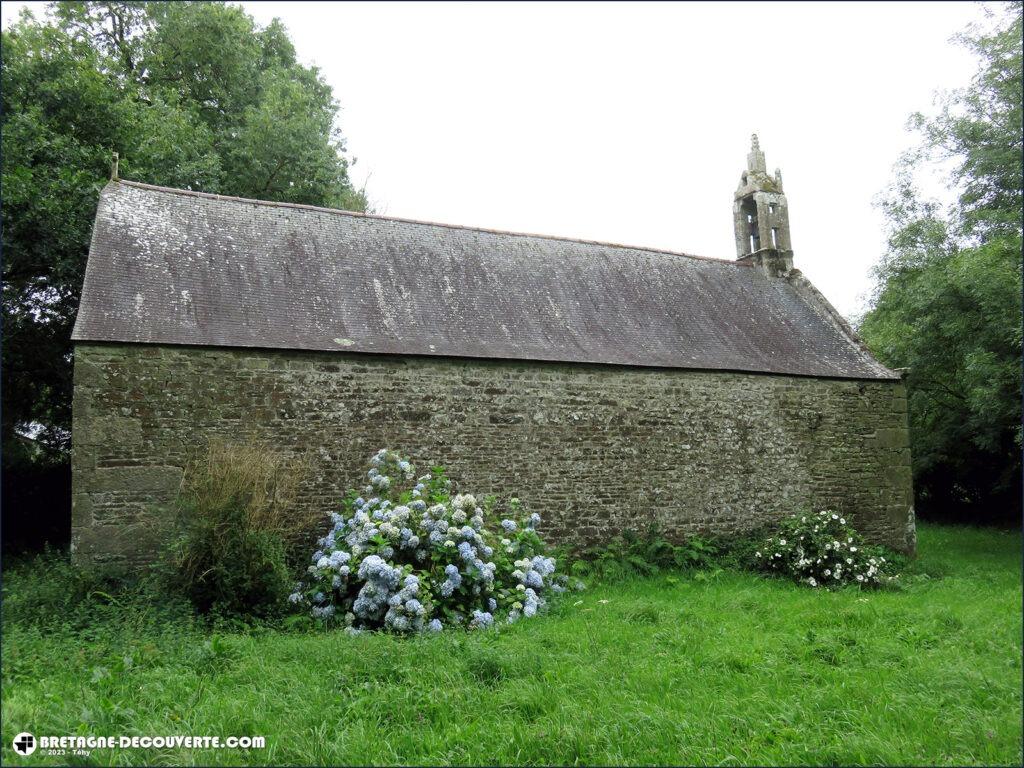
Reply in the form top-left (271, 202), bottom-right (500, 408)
top-left (113, 179), bottom-right (747, 267)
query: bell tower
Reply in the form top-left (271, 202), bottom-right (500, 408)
top-left (733, 134), bottom-right (793, 277)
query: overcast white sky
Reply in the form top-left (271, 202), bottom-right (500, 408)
top-left (3, 1), bottom-right (985, 318)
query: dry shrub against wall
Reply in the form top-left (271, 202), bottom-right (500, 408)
top-left (179, 439), bottom-right (316, 553)
top-left (171, 439), bottom-right (317, 616)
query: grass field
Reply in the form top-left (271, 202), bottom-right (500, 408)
top-left (2, 523), bottom-right (1021, 766)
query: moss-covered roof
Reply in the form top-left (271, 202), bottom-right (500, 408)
top-left (73, 181), bottom-right (897, 380)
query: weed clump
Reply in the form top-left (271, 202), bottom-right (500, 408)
top-left (168, 439), bottom-right (313, 618)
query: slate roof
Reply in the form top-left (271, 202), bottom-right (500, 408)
top-left (72, 181), bottom-right (898, 380)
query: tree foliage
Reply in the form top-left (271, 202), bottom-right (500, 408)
top-left (1, 1), bottom-right (368, 461)
top-left (860, 2), bottom-right (1022, 524)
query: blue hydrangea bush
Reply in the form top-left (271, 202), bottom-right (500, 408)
top-left (755, 510), bottom-right (898, 589)
top-left (289, 449), bottom-right (572, 633)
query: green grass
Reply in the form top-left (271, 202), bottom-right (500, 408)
top-left (2, 523), bottom-right (1021, 766)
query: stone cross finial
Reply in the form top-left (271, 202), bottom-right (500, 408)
top-left (746, 134), bottom-right (767, 174)
top-left (111, 151), bottom-right (119, 181)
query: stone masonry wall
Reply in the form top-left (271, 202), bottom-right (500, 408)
top-left (71, 343), bottom-right (915, 561)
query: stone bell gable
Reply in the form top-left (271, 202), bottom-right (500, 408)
top-left (70, 140), bottom-right (915, 562)
top-left (734, 134), bottom-right (795, 278)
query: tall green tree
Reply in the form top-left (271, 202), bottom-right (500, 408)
top-left (2, 2), bottom-right (367, 463)
top-left (860, 1), bottom-right (1022, 524)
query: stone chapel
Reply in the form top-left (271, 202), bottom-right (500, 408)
top-left (70, 137), bottom-right (915, 561)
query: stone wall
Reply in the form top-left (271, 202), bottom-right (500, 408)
top-left (71, 343), bottom-right (915, 561)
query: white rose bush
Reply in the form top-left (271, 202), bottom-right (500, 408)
top-left (289, 449), bottom-right (572, 633)
top-left (755, 510), bottom-right (898, 589)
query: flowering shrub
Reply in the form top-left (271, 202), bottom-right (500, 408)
top-left (289, 449), bottom-right (572, 632)
top-left (755, 510), bottom-right (897, 589)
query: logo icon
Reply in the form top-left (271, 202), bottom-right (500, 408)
top-left (13, 733), bottom-right (36, 756)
